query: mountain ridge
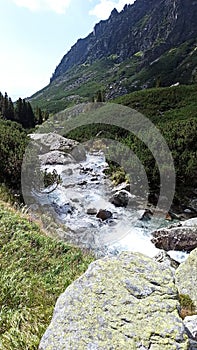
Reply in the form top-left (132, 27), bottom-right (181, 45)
top-left (30, 0), bottom-right (197, 112)
top-left (51, 0), bottom-right (197, 82)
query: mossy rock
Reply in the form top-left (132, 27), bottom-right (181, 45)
top-left (39, 252), bottom-right (189, 350)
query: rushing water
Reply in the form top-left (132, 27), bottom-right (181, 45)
top-left (35, 151), bottom-right (187, 262)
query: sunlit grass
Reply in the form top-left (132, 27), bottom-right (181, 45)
top-left (0, 202), bottom-right (94, 349)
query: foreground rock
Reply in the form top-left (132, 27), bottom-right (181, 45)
top-left (151, 218), bottom-right (197, 252)
top-left (175, 247), bottom-right (197, 309)
top-left (39, 252), bottom-right (188, 350)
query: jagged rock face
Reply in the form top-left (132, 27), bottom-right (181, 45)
top-left (39, 252), bottom-right (189, 350)
top-left (51, 0), bottom-right (197, 82)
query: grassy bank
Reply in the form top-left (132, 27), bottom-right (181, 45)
top-left (0, 201), bottom-right (94, 349)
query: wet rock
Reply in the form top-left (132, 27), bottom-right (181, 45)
top-left (39, 252), bottom-right (189, 350)
top-left (78, 180), bottom-right (87, 186)
top-left (112, 182), bottom-right (130, 193)
top-left (151, 225), bottom-right (197, 252)
top-left (90, 176), bottom-right (99, 182)
top-left (96, 209), bottom-right (112, 221)
top-left (109, 190), bottom-right (132, 207)
top-left (139, 208), bottom-right (153, 221)
top-left (52, 202), bottom-right (74, 215)
top-left (175, 248), bottom-right (197, 309)
top-left (39, 151), bottom-right (75, 165)
top-left (154, 250), bottom-right (180, 270)
top-left (87, 208), bottom-right (97, 215)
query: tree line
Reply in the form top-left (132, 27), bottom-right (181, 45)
top-left (0, 92), bottom-right (49, 129)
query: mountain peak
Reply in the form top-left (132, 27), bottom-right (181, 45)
top-left (31, 0), bottom-right (197, 112)
top-left (50, 0), bottom-right (197, 83)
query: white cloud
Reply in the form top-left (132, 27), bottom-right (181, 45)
top-left (89, 0), bottom-right (135, 20)
top-left (12, 0), bottom-right (71, 14)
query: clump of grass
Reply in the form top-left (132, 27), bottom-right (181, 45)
top-left (0, 202), bottom-right (94, 349)
top-left (179, 294), bottom-right (196, 319)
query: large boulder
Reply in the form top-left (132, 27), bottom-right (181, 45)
top-left (175, 248), bottom-right (197, 309)
top-left (29, 132), bottom-right (78, 152)
top-left (29, 132), bottom-right (86, 161)
top-left (151, 219), bottom-right (197, 252)
top-left (39, 252), bottom-right (189, 350)
top-left (39, 150), bottom-right (75, 165)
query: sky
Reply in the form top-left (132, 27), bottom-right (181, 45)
top-left (0, 0), bottom-right (135, 101)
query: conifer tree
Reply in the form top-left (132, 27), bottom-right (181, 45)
top-left (35, 106), bottom-right (43, 125)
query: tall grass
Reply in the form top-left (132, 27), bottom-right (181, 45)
top-left (0, 202), bottom-right (94, 349)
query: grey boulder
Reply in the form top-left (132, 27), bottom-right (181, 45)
top-left (30, 132), bottom-right (86, 161)
top-left (39, 252), bottom-right (189, 350)
top-left (175, 247), bottom-right (197, 309)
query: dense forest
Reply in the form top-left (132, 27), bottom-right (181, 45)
top-left (0, 92), bottom-right (49, 129)
top-left (66, 85), bottom-right (197, 207)
top-left (0, 85), bottom-right (196, 209)
top-left (0, 92), bottom-right (49, 192)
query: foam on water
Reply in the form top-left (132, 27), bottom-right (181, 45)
top-left (36, 151), bottom-right (188, 262)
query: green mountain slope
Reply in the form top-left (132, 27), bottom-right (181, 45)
top-left (29, 0), bottom-right (197, 114)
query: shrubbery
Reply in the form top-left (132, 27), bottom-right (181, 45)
top-left (0, 120), bottom-right (28, 189)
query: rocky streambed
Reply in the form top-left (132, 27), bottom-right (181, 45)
top-left (23, 133), bottom-right (197, 350)
top-left (23, 132), bottom-right (197, 262)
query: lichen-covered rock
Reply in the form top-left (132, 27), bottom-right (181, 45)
top-left (39, 252), bottom-right (189, 350)
top-left (175, 248), bottom-right (197, 309)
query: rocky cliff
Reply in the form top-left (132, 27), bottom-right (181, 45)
top-left (30, 0), bottom-right (197, 113)
top-left (51, 0), bottom-right (197, 82)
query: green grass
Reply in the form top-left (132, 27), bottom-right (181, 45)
top-left (0, 201), bottom-right (94, 349)
top-left (115, 84), bottom-right (197, 123)
top-left (179, 294), bottom-right (196, 319)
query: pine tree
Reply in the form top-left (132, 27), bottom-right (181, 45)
top-left (15, 97), bottom-right (23, 123)
top-left (15, 98), bottom-right (35, 128)
top-left (35, 106), bottom-right (43, 125)
top-left (7, 97), bottom-right (15, 121)
top-left (26, 101), bottom-right (35, 128)
top-left (2, 92), bottom-right (9, 119)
